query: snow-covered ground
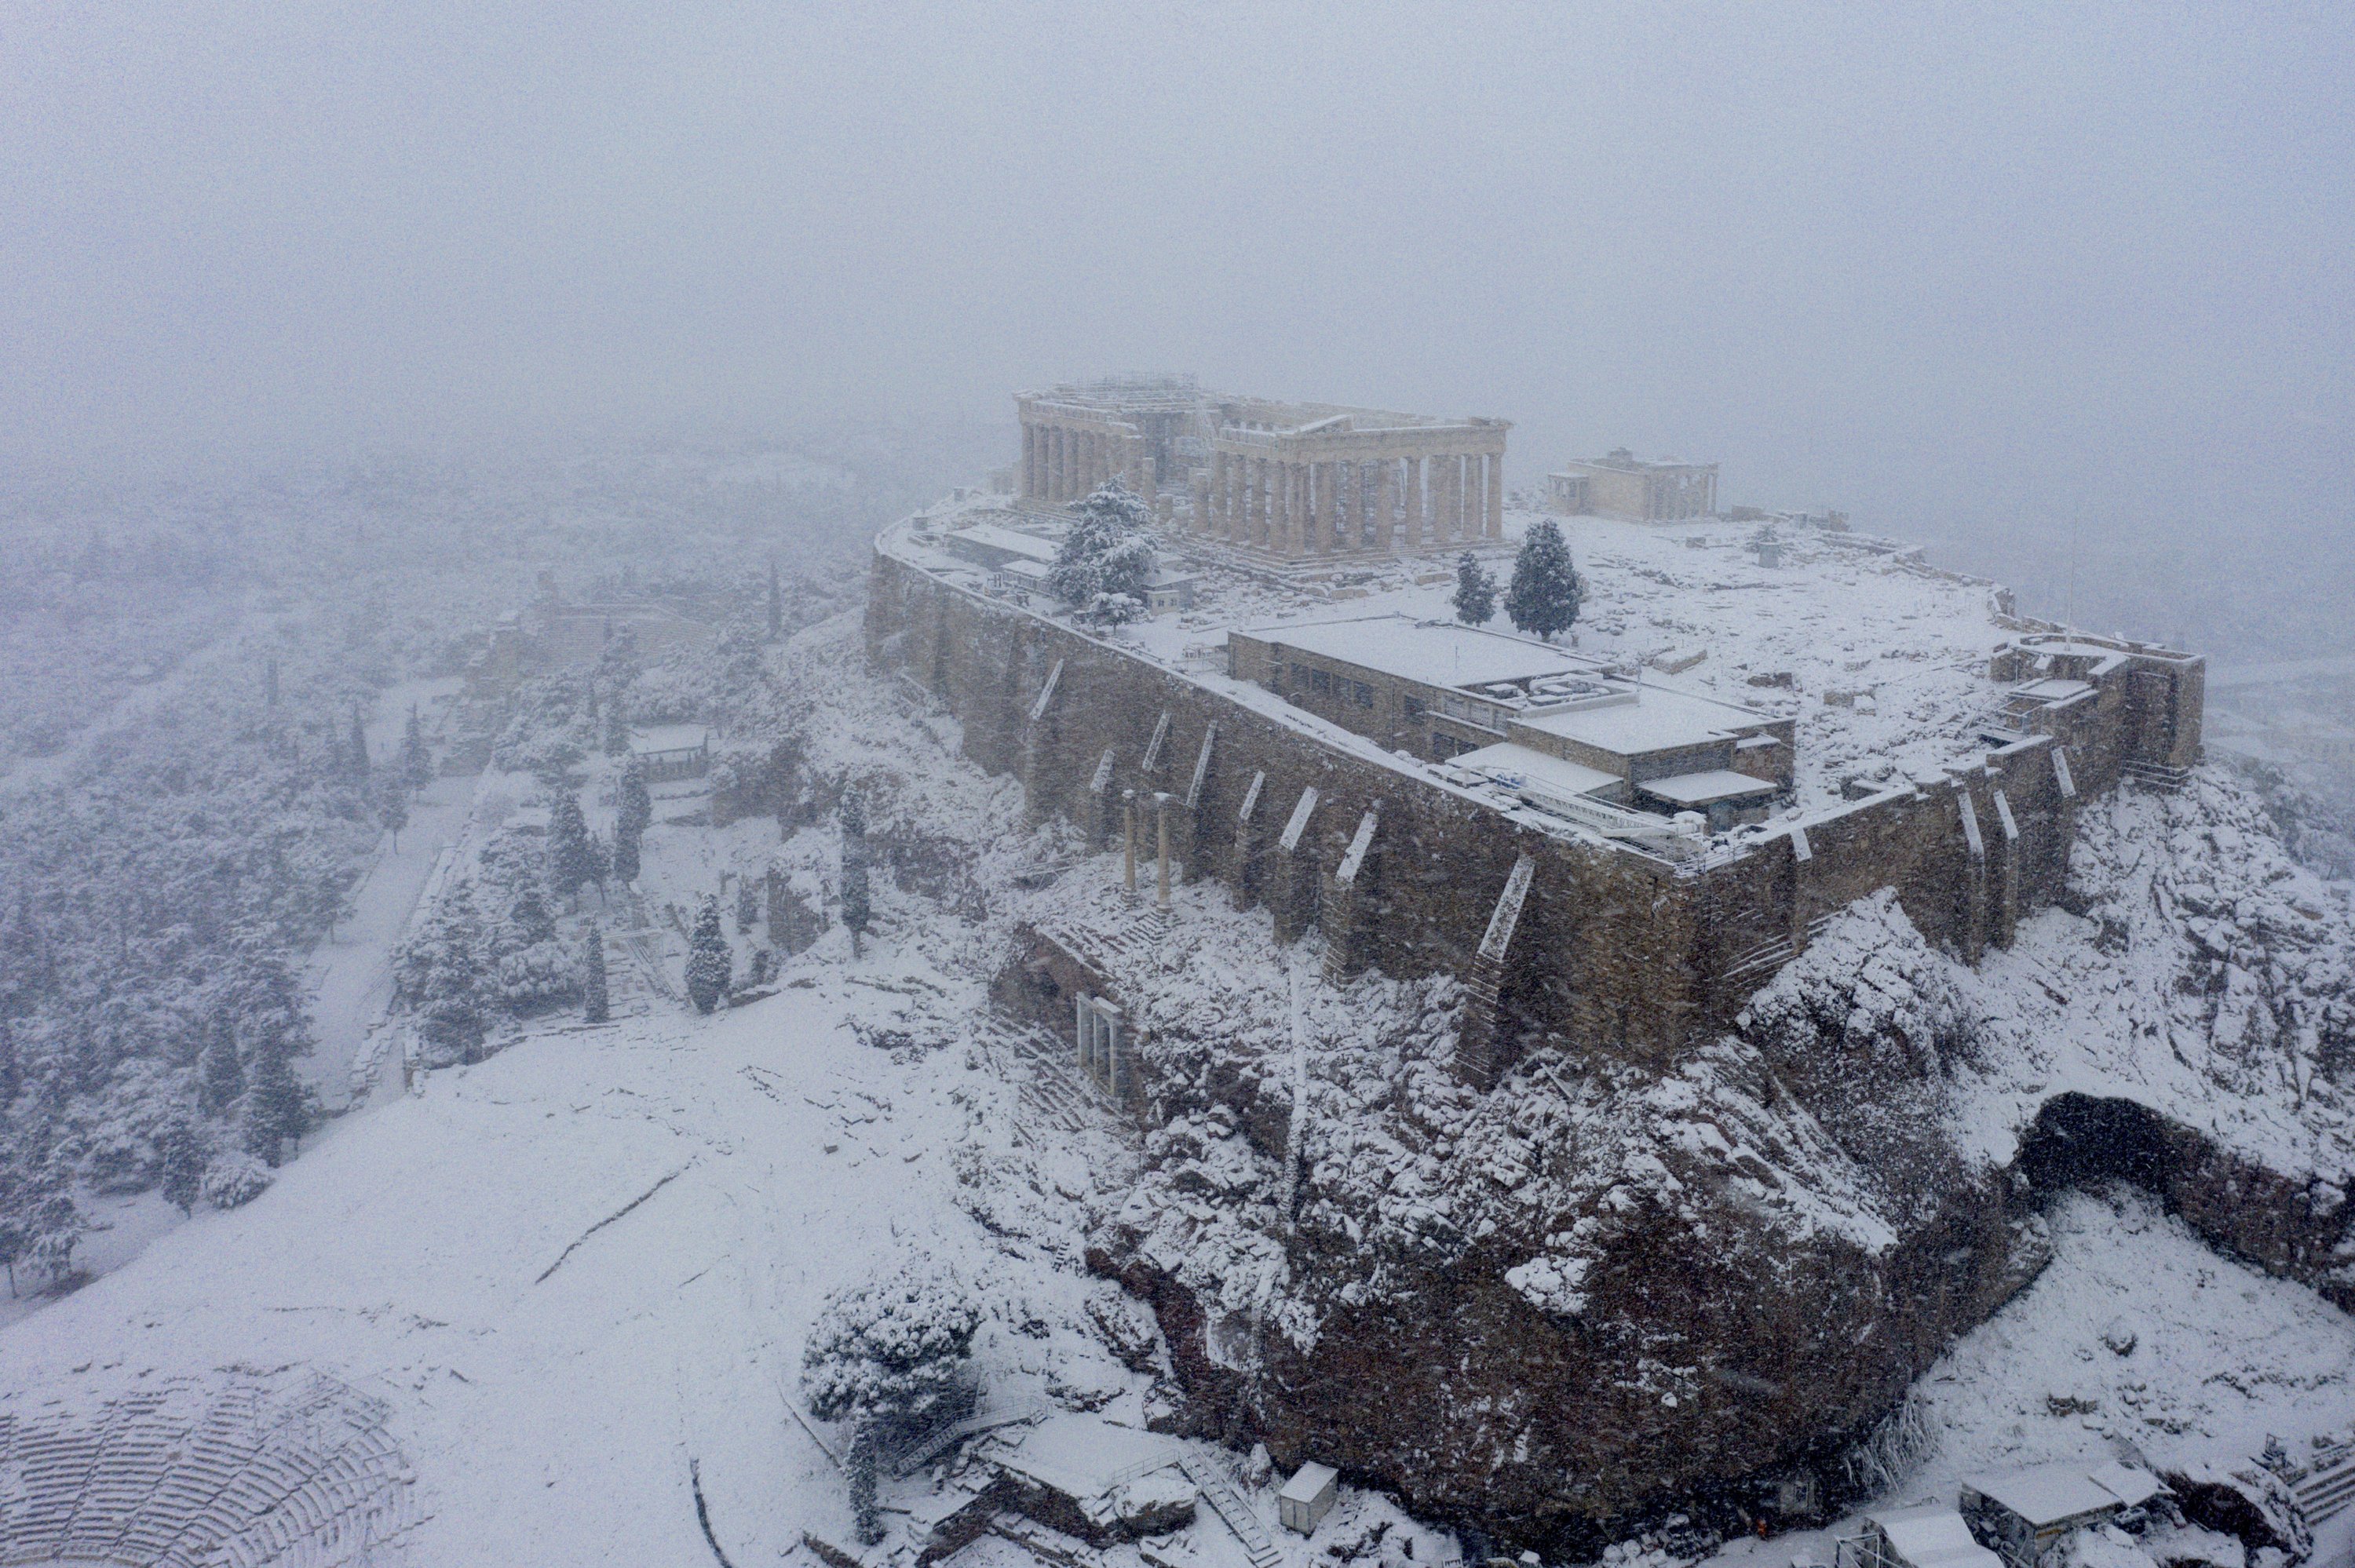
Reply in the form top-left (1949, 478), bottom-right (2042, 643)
top-left (6, 605), bottom-right (2349, 1568)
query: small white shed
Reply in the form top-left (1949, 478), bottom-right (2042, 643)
top-left (1279, 1461), bottom-right (1338, 1535)
top-left (1841, 1504), bottom-right (2007, 1568)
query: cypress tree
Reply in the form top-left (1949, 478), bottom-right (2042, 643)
top-left (159, 1115), bottom-right (203, 1215)
top-left (243, 1026), bottom-right (310, 1168)
top-left (685, 895), bottom-right (732, 1015)
top-left (1504, 520), bottom-right (1583, 642)
top-left (348, 706), bottom-right (371, 779)
top-left (582, 923), bottom-right (610, 1024)
top-left (402, 706), bottom-right (432, 789)
top-left (617, 758), bottom-right (653, 838)
top-left (612, 822), bottom-right (641, 885)
top-left (603, 704), bottom-right (630, 757)
top-left (548, 790), bottom-right (593, 905)
top-left (1452, 550), bottom-right (1497, 625)
top-left (199, 1014), bottom-right (243, 1115)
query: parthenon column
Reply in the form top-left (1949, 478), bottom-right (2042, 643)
top-left (1284, 464), bottom-right (1305, 556)
top-left (1400, 456), bottom-right (1422, 549)
top-left (1044, 428), bottom-right (1059, 502)
top-left (1314, 461), bottom-right (1337, 552)
top-left (1375, 459), bottom-right (1397, 552)
top-left (1486, 452), bottom-right (1505, 538)
top-left (1461, 454), bottom-right (1482, 542)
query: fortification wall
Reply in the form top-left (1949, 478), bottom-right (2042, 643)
top-left (869, 533), bottom-right (2200, 1077)
top-left (870, 549), bottom-right (1707, 1067)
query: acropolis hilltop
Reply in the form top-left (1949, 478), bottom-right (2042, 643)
top-left (875, 374), bottom-right (2206, 1086)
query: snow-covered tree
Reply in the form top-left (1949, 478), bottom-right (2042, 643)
top-left (612, 821), bottom-right (641, 885)
top-left (243, 1027), bottom-right (311, 1168)
top-left (199, 1014), bottom-right (243, 1115)
top-left (582, 924), bottom-right (610, 1024)
top-left (1050, 483), bottom-right (1156, 627)
top-left (602, 703), bottom-right (630, 758)
top-left (159, 1114), bottom-right (203, 1215)
top-left (509, 884), bottom-right (556, 946)
top-left (613, 758), bottom-right (652, 887)
top-left (1505, 519), bottom-right (1581, 641)
top-left (547, 790), bottom-right (593, 906)
top-left (801, 1265), bottom-right (984, 1443)
top-left (839, 793), bottom-right (871, 957)
top-left (685, 895), bottom-right (731, 1015)
top-left (378, 780), bottom-right (409, 851)
top-left (347, 706), bottom-right (371, 781)
top-left (401, 706), bottom-right (432, 789)
top-left (1453, 550), bottom-right (1497, 625)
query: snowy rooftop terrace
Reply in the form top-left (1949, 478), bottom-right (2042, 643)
top-left (887, 491), bottom-right (2095, 849)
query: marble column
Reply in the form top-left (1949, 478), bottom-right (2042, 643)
top-left (1285, 464), bottom-right (1305, 556)
top-left (1046, 428), bottom-right (1061, 502)
top-left (1403, 456), bottom-right (1423, 549)
top-left (1315, 461), bottom-right (1337, 552)
top-left (1461, 454), bottom-right (1482, 542)
top-left (1375, 459), bottom-right (1397, 552)
top-left (1021, 423), bottom-right (1036, 499)
top-left (1208, 452), bottom-right (1227, 538)
top-left (1486, 452), bottom-right (1506, 538)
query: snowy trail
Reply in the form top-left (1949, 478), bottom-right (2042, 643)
top-left (298, 676), bottom-right (472, 1108)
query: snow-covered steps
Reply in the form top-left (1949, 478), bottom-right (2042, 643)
top-left (1178, 1453), bottom-right (1283, 1568)
top-left (2294, 1443), bottom-right (2355, 1522)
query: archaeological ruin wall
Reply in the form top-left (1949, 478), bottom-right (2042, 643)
top-left (868, 528), bottom-right (2206, 1085)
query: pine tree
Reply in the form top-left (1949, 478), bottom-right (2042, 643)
top-left (839, 793), bottom-right (871, 957)
top-left (685, 895), bottom-right (732, 1015)
top-left (582, 923), bottom-right (610, 1024)
top-left (602, 703), bottom-right (630, 757)
top-left (768, 560), bottom-right (784, 641)
top-left (1050, 483), bottom-right (1156, 626)
top-left (612, 822), bottom-right (641, 885)
top-left (402, 706), bottom-right (432, 789)
top-left (548, 790), bottom-right (593, 906)
top-left (348, 706), bottom-right (370, 780)
top-left (1453, 550), bottom-right (1497, 625)
top-left (1504, 520), bottom-right (1582, 642)
top-left (199, 1013), bottom-right (244, 1115)
top-left (159, 1115), bottom-right (203, 1214)
top-left (243, 1026), bottom-right (311, 1168)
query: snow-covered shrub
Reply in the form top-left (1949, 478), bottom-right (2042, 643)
top-left (200, 1150), bottom-right (273, 1209)
top-left (801, 1264), bottom-right (984, 1437)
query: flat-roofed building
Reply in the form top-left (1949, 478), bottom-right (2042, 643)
top-left (1550, 448), bottom-right (1718, 521)
top-left (1227, 614), bottom-right (1792, 826)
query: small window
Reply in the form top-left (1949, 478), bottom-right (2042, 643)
top-left (1404, 695), bottom-right (1425, 721)
top-left (1353, 682), bottom-right (1374, 708)
top-left (1311, 669), bottom-right (1331, 695)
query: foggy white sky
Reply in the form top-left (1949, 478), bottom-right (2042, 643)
top-left (5, 3), bottom-right (2350, 561)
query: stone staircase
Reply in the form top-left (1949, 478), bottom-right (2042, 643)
top-left (2121, 759), bottom-right (2194, 793)
top-left (1177, 1453), bottom-right (1282, 1568)
top-left (890, 1396), bottom-right (1050, 1477)
top-left (973, 1016), bottom-right (1097, 1134)
top-left (2294, 1442), bottom-right (2355, 1523)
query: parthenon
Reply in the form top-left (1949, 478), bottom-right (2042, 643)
top-left (1016, 374), bottom-right (1510, 562)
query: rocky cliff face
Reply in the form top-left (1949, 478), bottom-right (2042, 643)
top-left (1079, 779), bottom-right (2355, 1555)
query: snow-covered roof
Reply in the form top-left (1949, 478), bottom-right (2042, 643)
top-left (629, 724), bottom-right (708, 753)
top-left (1962, 1463), bottom-right (2125, 1526)
top-left (947, 523), bottom-right (1060, 563)
top-left (1450, 742), bottom-right (1621, 801)
top-left (996, 559), bottom-right (1053, 582)
top-left (1636, 769), bottom-right (1780, 807)
top-left (2087, 1461), bottom-right (2168, 1509)
top-left (2014, 677), bottom-right (2094, 702)
top-left (988, 1413), bottom-right (1179, 1501)
top-left (1514, 681), bottom-right (1769, 757)
top-left (1279, 1461), bottom-right (1339, 1504)
top-left (1868, 1505), bottom-right (2006, 1568)
top-left (1241, 614), bottom-right (1592, 691)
